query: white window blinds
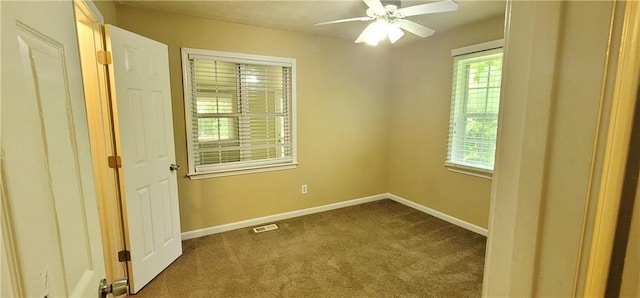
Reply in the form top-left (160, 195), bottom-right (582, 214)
top-left (182, 48), bottom-right (297, 177)
top-left (446, 44), bottom-right (503, 174)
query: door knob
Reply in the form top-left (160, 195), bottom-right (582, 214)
top-left (99, 278), bottom-right (128, 298)
top-left (169, 164), bottom-right (180, 172)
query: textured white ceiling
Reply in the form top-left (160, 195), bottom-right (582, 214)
top-left (118, 0), bottom-right (506, 45)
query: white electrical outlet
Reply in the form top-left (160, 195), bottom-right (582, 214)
top-left (301, 184), bottom-right (308, 194)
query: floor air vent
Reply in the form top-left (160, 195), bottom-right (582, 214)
top-left (252, 223), bottom-right (279, 233)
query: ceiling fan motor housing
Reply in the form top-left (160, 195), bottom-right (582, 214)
top-left (366, 3), bottom-right (401, 18)
top-left (382, 1), bottom-right (402, 10)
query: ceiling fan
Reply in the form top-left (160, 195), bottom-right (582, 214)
top-left (315, 0), bottom-right (459, 46)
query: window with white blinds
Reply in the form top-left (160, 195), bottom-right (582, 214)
top-left (181, 48), bottom-right (297, 178)
top-left (446, 41), bottom-right (503, 176)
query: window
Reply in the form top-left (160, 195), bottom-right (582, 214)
top-left (446, 40), bottom-right (504, 177)
top-left (181, 48), bottom-right (297, 178)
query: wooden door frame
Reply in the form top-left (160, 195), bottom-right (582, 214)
top-left (73, 0), bottom-right (128, 286)
top-left (619, 166), bottom-right (640, 296)
top-left (484, 1), bottom-right (640, 296)
top-left (584, 1), bottom-right (640, 295)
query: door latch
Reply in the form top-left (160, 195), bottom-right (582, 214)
top-left (169, 164), bottom-right (180, 172)
top-left (99, 278), bottom-right (128, 298)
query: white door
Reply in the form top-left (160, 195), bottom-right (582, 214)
top-left (1, 1), bottom-right (105, 297)
top-left (105, 25), bottom-right (182, 293)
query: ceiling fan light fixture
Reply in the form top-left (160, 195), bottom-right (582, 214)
top-left (364, 38), bottom-right (380, 46)
top-left (387, 23), bottom-right (404, 44)
top-left (363, 20), bottom-right (388, 46)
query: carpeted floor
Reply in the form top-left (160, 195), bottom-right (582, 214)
top-left (133, 199), bottom-right (486, 297)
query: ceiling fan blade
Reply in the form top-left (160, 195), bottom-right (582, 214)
top-left (363, 0), bottom-right (386, 15)
top-left (315, 17), bottom-right (373, 26)
top-left (396, 0), bottom-right (459, 17)
top-left (395, 19), bottom-right (435, 38)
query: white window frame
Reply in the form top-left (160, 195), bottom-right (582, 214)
top-left (446, 39), bottom-right (504, 179)
top-left (181, 48), bottom-right (298, 179)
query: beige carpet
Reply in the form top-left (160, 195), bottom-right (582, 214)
top-left (133, 199), bottom-right (486, 297)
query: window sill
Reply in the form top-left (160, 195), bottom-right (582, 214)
top-left (187, 163), bottom-right (298, 180)
top-left (445, 163), bottom-right (493, 180)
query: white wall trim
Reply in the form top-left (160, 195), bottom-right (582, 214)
top-left (77, 0), bottom-right (105, 25)
top-left (181, 193), bottom-right (387, 240)
top-left (451, 39), bottom-right (504, 57)
top-left (386, 193), bottom-right (488, 236)
top-left (182, 192), bottom-right (489, 240)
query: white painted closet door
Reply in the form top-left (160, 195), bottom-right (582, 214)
top-left (105, 25), bottom-right (182, 293)
top-left (1, 1), bottom-right (105, 297)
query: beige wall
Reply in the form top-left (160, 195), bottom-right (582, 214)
top-left (115, 5), bottom-right (391, 232)
top-left (93, 0), bottom-right (116, 25)
top-left (387, 16), bottom-right (505, 229)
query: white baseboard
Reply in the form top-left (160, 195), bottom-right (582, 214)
top-left (181, 192), bottom-right (488, 240)
top-left (181, 193), bottom-right (388, 240)
top-left (386, 193), bottom-right (488, 236)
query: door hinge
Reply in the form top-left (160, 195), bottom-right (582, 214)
top-left (97, 50), bottom-right (112, 65)
top-left (117, 250), bottom-right (131, 262)
top-left (108, 156), bottom-right (122, 169)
